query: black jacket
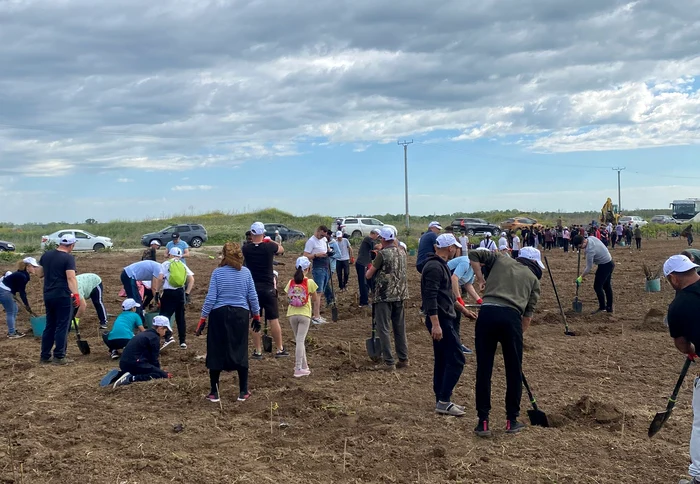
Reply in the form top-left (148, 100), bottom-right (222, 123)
top-left (420, 254), bottom-right (457, 320)
top-left (120, 329), bottom-right (162, 369)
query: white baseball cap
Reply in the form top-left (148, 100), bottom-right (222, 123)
top-left (435, 233), bottom-right (461, 249)
top-left (336, 231), bottom-right (343, 238)
top-left (250, 222), bottom-right (266, 235)
top-left (499, 243), bottom-right (509, 251)
top-left (428, 221), bottom-right (443, 230)
top-left (518, 247), bottom-right (545, 269)
top-left (379, 227), bottom-right (395, 241)
top-left (295, 256), bottom-right (311, 271)
top-left (169, 247), bottom-right (183, 257)
top-left (60, 234), bottom-right (77, 245)
top-left (663, 255), bottom-right (699, 277)
top-left (122, 298), bottom-right (141, 311)
top-left (484, 232), bottom-right (492, 237)
top-left (500, 232), bottom-right (506, 237)
top-left (23, 257), bottom-right (40, 267)
top-left (150, 240), bottom-right (161, 247)
top-left (399, 241), bottom-right (407, 250)
top-left (370, 228), bottom-right (381, 235)
top-left (152, 315), bottom-right (172, 331)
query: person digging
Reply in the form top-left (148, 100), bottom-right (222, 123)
top-left (468, 246), bottom-right (542, 437)
top-left (663, 255), bottom-right (700, 484)
top-left (576, 235), bottom-right (614, 314)
top-left (112, 315), bottom-right (172, 388)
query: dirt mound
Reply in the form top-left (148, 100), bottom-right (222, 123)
top-left (564, 395), bottom-right (623, 425)
top-left (635, 308), bottom-right (667, 332)
top-left (534, 311), bottom-right (560, 325)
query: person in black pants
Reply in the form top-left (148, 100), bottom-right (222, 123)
top-left (469, 246), bottom-right (542, 437)
top-left (355, 230), bottom-right (379, 307)
top-left (112, 316), bottom-right (171, 388)
top-left (577, 236), bottom-right (614, 314)
top-left (421, 233), bottom-right (468, 417)
top-left (159, 248), bottom-right (193, 349)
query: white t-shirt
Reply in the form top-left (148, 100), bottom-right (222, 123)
top-left (498, 236), bottom-right (508, 249)
top-left (512, 236), bottom-right (521, 250)
top-left (304, 236), bottom-right (328, 256)
top-left (338, 238), bottom-right (351, 260)
top-left (479, 239), bottom-right (497, 251)
top-left (459, 235), bottom-right (468, 254)
top-left (161, 259), bottom-right (194, 290)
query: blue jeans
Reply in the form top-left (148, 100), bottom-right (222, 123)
top-left (312, 267), bottom-right (329, 298)
top-left (0, 289), bottom-right (17, 335)
top-left (41, 297), bottom-right (73, 360)
top-left (120, 270), bottom-right (144, 320)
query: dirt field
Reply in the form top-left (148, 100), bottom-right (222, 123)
top-left (0, 238), bottom-right (695, 483)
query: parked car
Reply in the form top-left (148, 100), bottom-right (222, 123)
top-left (650, 215), bottom-right (680, 225)
top-left (450, 218), bottom-right (500, 236)
top-left (331, 217), bottom-right (398, 238)
top-left (0, 240), bottom-right (16, 252)
top-left (263, 223), bottom-right (305, 241)
top-left (619, 215), bottom-right (648, 227)
top-left (500, 216), bottom-right (543, 231)
top-left (41, 230), bottom-right (113, 251)
top-left (140, 224), bottom-right (208, 248)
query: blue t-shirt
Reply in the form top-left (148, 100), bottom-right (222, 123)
top-left (108, 311), bottom-right (143, 340)
top-left (447, 256), bottom-right (476, 286)
top-left (124, 260), bottom-right (162, 281)
top-left (166, 240), bottom-right (190, 265)
top-left (416, 231), bottom-right (438, 272)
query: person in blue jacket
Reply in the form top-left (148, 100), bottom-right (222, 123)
top-left (416, 221), bottom-right (442, 273)
top-left (112, 316), bottom-right (172, 388)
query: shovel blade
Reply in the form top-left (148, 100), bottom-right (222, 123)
top-left (100, 369), bottom-right (120, 387)
top-left (365, 337), bottom-right (381, 361)
top-left (648, 410), bottom-right (672, 438)
top-left (262, 334), bottom-right (273, 353)
top-left (573, 299), bottom-right (583, 313)
top-left (527, 408), bottom-right (550, 428)
top-left (77, 339), bottom-right (91, 355)
top-left (331, 305), bottom-right (339, 322)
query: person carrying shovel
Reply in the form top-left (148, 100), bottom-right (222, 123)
top-left (662, 255), bottom-right (700, 484)
top-left (468, 246), bottom-right (542, 437)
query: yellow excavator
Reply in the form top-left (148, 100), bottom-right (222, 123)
top-left (600, 198), bottom-right (620, 225)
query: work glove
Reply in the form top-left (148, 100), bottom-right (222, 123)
top-left (575, 276), bottom-right (583, 286)
top-left (457, 297), bottom-right (466, 307)
top-left (71, 293), bottom-right (81, 308)
top-left (167, 372), bottom-right (173, 379)
top-left (350, 257), bottom-right (355, 264)
top-left (476, 298), bottom-right (483, 305)
top-left (251, 315), bottom-right (261, 333)
top-left (195, 317), bottom-right (207, 336)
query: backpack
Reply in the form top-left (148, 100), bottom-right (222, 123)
top-left (287, 279), bottom-right (309, 308)
top-left (168, 260), bottom-right (187, 288)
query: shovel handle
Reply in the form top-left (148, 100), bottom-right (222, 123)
top-left (521, 373), bottom-right (539, 412)
top-left (666, 356), bottom-right (694, 410)
top-left (544, 256), bottom-right (571, 333)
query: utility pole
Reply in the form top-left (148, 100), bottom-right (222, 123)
top-left (612, 167), bottom-right (625, 212)
top-left (398, 140), bottom-right (413, 230)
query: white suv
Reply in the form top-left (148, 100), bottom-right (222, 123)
top-left (332, 217), bottom-right (398, 238)
top-left (619, 215), bottom-right (648, 227)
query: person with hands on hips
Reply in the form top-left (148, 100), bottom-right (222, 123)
top-left (0, 257), bottom-right (41, 339)
top-left (420, 233), bottom-right (467, 417)
top-left (576, 235), bottom-right (614, 314)
top-left (663, 255), bottom-right (700, 484)
top-left (197, 242), bottom-right (260, 404)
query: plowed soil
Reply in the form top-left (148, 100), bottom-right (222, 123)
top-left (0, 238), bottom-right (695, 483)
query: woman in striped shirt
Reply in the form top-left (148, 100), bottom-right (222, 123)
top-left (197, 242), bottom-right (260, 403)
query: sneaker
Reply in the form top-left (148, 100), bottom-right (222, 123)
top-left (99, 324), bottom-right (108, 330)
top-left (275, 349), bottom-right (290, 358)
top-left (7, 331), bottom-right (26, 339)
top-left (113, 372), bottom-right (133, 388)
top-left (161, 337), bottom-right (175, 350)
top-left (435, 401), bottom-right (465, 417)
top-left (110, 350), bottom-right (120, 360)
top-left (180, 342), bottom-right (187, 349)
top-left (206, 392), bottom-right (220, 403)
top-left (375, 363), bottom-right (396, 372)
top-left (251, 351), bottom-right (263, 360)
top-left (39, 358), bottom-right (52, 365)
top-left (396, 359), bottom-right (409, 369)
top-left (317, 316), bottom-right (327, 323)
top-left (505, 420), bottom-right (526, 434)
top-left (474, 419), bottom-right (491, 437)
top-left (591, 309), bottom-right (605, 315)
top-left (311, 317), bottom-right (324, 325)
top-left (237, 391), bottom-right (251, 402)
top-left (460, 344), bottom-right (473, 355)
top-left (294, 369), bottom-right (311, 378)
top-left (52, 357), bottom-right (73, 365)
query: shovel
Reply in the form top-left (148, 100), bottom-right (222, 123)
top-left (100, 369), bottom-right (121, 387)
top-left (544, 256), bottom-right (576, 336)
top-left (329, 268), bottom-right (339, 322)
top-left (262, 320), bottom-right (273, 353)
top-left (365, 304), bottom-right (381, 362)
top-left (72, 318), bottom-right (91, 355)
top-left (522, 372), bottom-right (549, 427)
top-left (573, 250), bottom-right (583, 313)
top-left (649, 355), bottom-right (694, 438)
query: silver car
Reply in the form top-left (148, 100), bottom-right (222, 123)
top-left (41, 229), bottom-right (113, 251)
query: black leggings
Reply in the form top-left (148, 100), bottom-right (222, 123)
top-left (337, 260), bottom-right (350, 289)
top-left (210, 368), bottom-right (248, 394)
top-left (635, 238), bottom-right (641, 250)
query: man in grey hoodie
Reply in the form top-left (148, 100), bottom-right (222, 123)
top-left (576, 236), bottom-right (614, 314)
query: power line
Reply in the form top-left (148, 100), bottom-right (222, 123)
top-left (398, 140), bottom-right (413, 230)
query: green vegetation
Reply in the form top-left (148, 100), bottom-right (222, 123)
top-left (0, 207), bottom-right (690, 252)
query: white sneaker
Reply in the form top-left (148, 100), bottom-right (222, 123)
top-left (113, 372), bottom-right (133, 389)
top-left (312, 317), bottom-right (324, 325)
top-left (317, 316), bottom-right (327, 323)
top-left (161, 337), bottom-right (175, 350)
top-left (180, 342), bottom-right (187, 349)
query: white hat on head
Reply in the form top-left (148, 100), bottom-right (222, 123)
top-left (169, 247), bottom-right (183, 257)
top-left (152, 315), bottom-right (172, 331)
top-left (150, 240), bottom-right (161, 246)
top-left (122, 298), bottom-right (141, 311)
top-left (435, 233), bottom-right (461, 249)
top-left (500, 232), bottom-right (506, 237)
top-left (379, 227), bottom-right (395, 241)
top-left (60, 234), bottom-right (77, 245)
top-left (428, 221), bottom-right (443, 230)
top-left (663, 255), bottom-right (699, 277)
top-left (370, 228), bottom-right (381, 235)
top-left (484, 232), bottom-right (492, 237)
top-left (399, 241), bottom-right (407, 251)
top-left (250, 222), bottom-right (266, 235)
top-left (23, 257), bottom-right (40, 267)
top-left (517, 247), bottom-right (545, 269)
top-left (295, 256), bottom-right (311, 271)
top-left (499, 243), bottom-right (509, 251)
top-left (336, 231), bottom-right (343, 238)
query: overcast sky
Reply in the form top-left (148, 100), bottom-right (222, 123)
top-left (2, 0), bottom-right (700, 223)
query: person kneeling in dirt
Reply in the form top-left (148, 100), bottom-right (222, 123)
top-left (469, 246), bottom-right (542, 437)
top-left (112, 315), bottom-right (172, 388)
top-left (576, 235), bottom-right (614, 314)
top-left (103, 299), bottom-right (145, 359)
top-left (663, 255), bottom-right (700, 484)
top-left (420, 233), bottom-right (468, 417)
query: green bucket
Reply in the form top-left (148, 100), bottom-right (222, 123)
top-left (645, 278), bottom-right (661, 292)
top-left (409, 249), bottom-right (416, 256)
top-left (30, 315), bottom-right (46, 338)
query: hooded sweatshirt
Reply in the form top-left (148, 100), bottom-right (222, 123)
top-left (668, 280), bottom-right (700, 350)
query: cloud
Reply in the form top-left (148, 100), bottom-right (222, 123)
top-left (1, 0), bottom-right (700, 177)
top-left (171, 185), bottom-right (213, 191)
top-left (117, 178), bottom-right (133, 183)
